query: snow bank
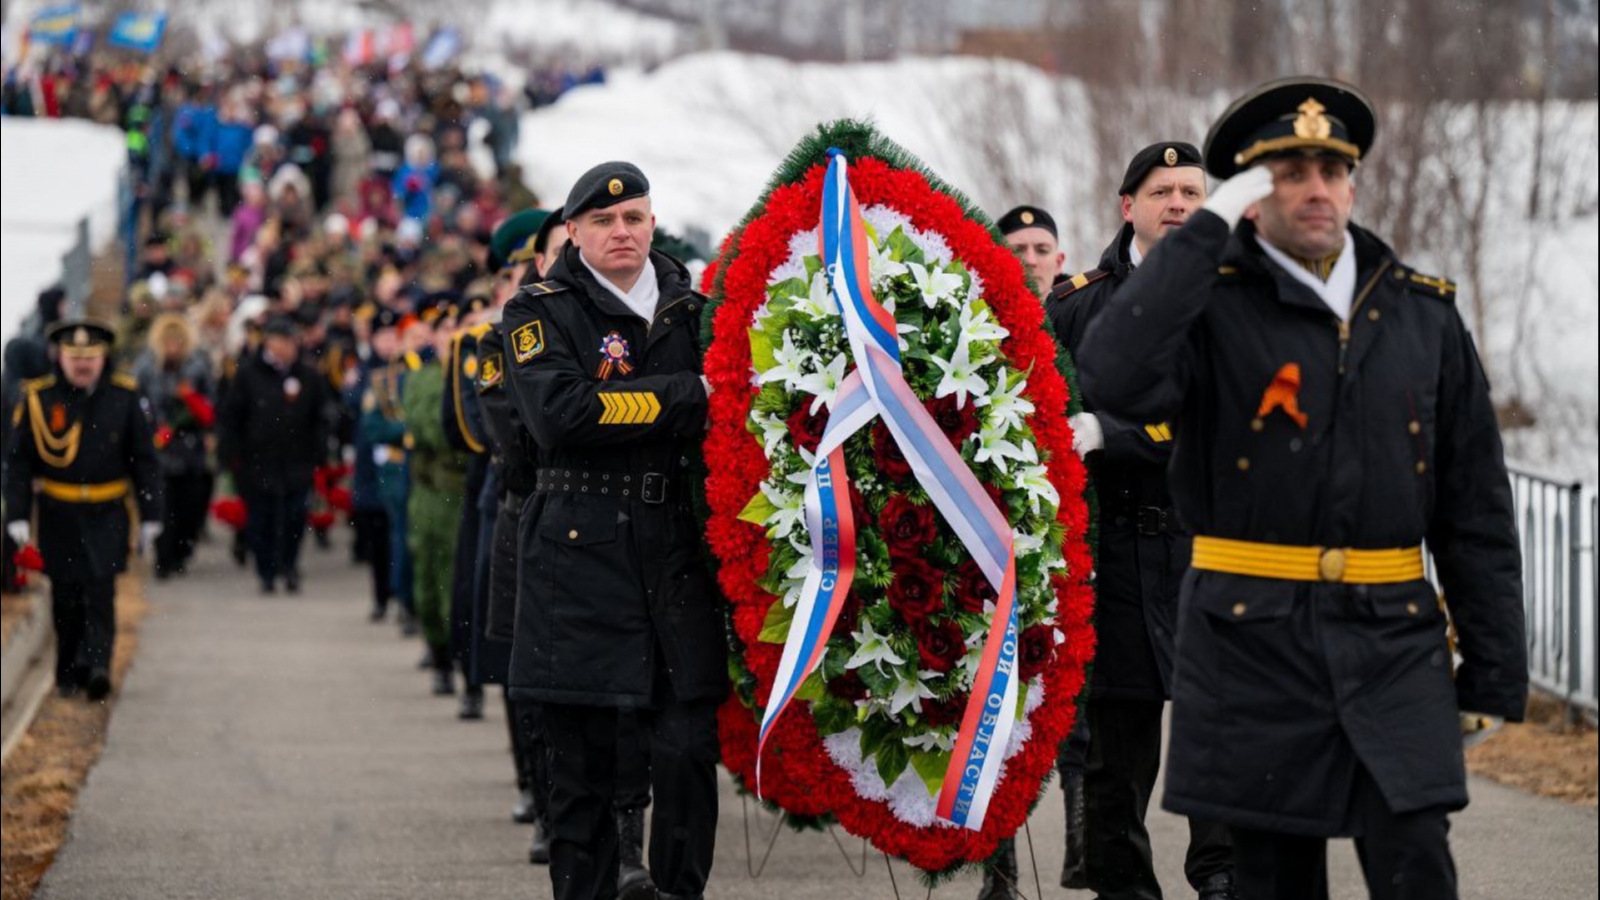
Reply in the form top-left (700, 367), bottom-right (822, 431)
top-left (1, 117), bottom-right (126, 352)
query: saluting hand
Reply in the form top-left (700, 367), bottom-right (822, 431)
top-left (1202, 165), bottom-right (1275, 229)
top-left (6, 521), bottom-right (29, 547)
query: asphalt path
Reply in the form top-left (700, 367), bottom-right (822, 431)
top-left (37, 535), bottom-right (1599, 899)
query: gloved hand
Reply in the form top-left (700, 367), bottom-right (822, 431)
top-left (1069, 412), bottom-right (1103, 459)
top-left (6, 521), bottom-right (29, 547)
top-left (1202, 165), bottom-right (1276, 229)
top-left (140, 522), bottom-right (164, 554)
top-left (1461, 711), bottom-right (1504, 749)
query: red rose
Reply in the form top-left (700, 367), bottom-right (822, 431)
top-left (953, 559), bottom-right (996, 614)
top-left (878, 494), bottom-right (937, 558)
top-left (923, 692), bottom-right (969, 728)
top-left (926, 394), bottom-right (979, 447)
top-left (847, 481), bottom-right (870, 527)
top-left (833, 590), bottom-right (864, 634)
top-left (829, 669), bottom-right (869, 703)
top-left (153, 425), bottom-right (174, 450)
top-left (981, 481), bottom-right (1008, 518)
top-left (1018, 624), bottom-right (1055, 681)
top-left (887, 558), bottom-right (947, 624)
top-left (872, 424), bottom-right (913, 482)
top-left (914, 618), bottom-right (966, 673)
top-left (786, 405), bottom-right (828, 454)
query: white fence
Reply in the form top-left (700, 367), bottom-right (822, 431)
top-left (1509, 466), bottom-right (1597, 720)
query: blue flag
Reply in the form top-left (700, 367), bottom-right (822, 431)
top-left (28, 3), bottom-right (80, 46)
top-left (108, 11), bottom-right (168, 54)
top-left (420, 28), bottom-right (460, 69)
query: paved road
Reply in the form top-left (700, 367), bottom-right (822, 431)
top-left (37, 536), bottom-right (1599, 900)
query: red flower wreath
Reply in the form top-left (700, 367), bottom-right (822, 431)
top-left (701, 131), bottom-right (1095, 874)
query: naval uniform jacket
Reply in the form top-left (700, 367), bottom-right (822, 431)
top-left (500, 245), bottom-right (726, 708)
top-left (1079, 211), bottom-right (1526, 836)
top-left (1048, 223), bottom-right (1186, 702)
top-left (5, 371), bottom-right (162, 581)
top-left (477, 326), bottom-right (537, 643)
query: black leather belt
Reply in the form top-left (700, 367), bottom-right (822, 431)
top-left (1109, 504), bottom-right (1176, 536)
top-left (534, 467), bottom-right (677, 504)
top-left (503, 490), bottom-right (530, 512)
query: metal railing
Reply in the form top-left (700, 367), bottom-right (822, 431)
top-left (1508, 465), bottom-right (1597, 721)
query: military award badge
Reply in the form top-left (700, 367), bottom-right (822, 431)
top-left (596, 331), bottom-right (634, 380)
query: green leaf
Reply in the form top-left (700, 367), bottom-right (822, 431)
top-left (767, 276), bottom-right (809, 300)
top-left (804, 255), bottom-right (823, 281)
top-left (875, 740), bottom-right (911, 787)
top-left (910, 750), bottom-right (951, 797)
top-left (738, 490), bottom-right (778, 527)
top-left (1015, 681), bottom-right (1030, 720)
top-left (859, 718), bottom-right (890, 758)
top-left (886, 227), bottom-right (925, 266)
top-left (750, 327), bottom-right (778, 373)
top-left (795, 670), bottom-right (826, 702)
top-left (812, 698), bottom-right (855, 736)
top-left (759, 601), bottom-right (795, 644)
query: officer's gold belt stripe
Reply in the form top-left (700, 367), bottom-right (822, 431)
top-left (1191, 535), bottom-right (1424, 584)
top-left (38, 478), bottom-right (131, 504)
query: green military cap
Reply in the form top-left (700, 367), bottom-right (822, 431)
top-left (1204, 76), bottom-right (1376, 179)
top-left (564, 161), bottom-right (649, 219)
top-left (488, 208), bottom-right (552, 273)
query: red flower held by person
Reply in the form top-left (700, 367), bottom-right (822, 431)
top-left (914, 618), bottom-right (966, 673)
top-left (886, 558), bottom-right (947, 624)
top-left (878, 494), bottom-right (937, 557)
top-left (786, 405), bottom-right (829, 455)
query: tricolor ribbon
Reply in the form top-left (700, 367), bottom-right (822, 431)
top-left (756, 151), bottom-right (1022, 831)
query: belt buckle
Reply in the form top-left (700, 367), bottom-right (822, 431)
top-left (79, 484), bottom-right (92, 502)
top-left (1318, 547), bottom-right (1348, 582)
top-left (1136, 506), bottom-right (1165, 536)
top-left (641, 472), bottom-right (668, 505)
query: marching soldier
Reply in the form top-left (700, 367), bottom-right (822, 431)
top-left (400, 294), bottom-right (470, 696)
top-left (501, 162), bottom-right (725, 900)
top-left (997, 205), bottom-right (1067, 302)
top-left (1048, 142), bottom-right (1235, 900)
top-left (5, 319), bottom-right (163, 700)
top-left (1079, 78), bottom-right (1527, 900)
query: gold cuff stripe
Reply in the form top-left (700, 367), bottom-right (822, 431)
top-left (597, 392), bottom-right (661, 426)
top-left (1143, 422), bottom-right (1173, 442)
top-left (1192, 535), bottom-right (1424, 584)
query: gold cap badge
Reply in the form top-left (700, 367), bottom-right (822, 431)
top-left (607, 178), bottom-right (624, 196)
top-left (1163, 147), bottom-right (1179, 166)
top-left (1293, 98), bottom-right (1332, 140)
top-left (1019, 211), bottom-right (1035, 225)
top-left (72, 327), bottom-right (90, 347)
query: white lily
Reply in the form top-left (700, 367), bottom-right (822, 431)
top-left (888, 670), bottom-right (941, 717)
top-left (973, 425), bottom-right (1034, 473)
top-left (754, 412), bottom-right (790, 459)
top-left (958, 300), bottom-right (1009, 347)
top-left (975, 372), bottom-right (1035, 434)
top-left (908, 261), bottom-right (964, 309)
top-left (760, 479), bottom-right (806, 541)
top-left (865, 238), bottom-right (909, 286)
top-left (930, 342), bottom-right (990, 409)
top-left (902, 730), bottom-right (955, 752)
top-left (793, 270), bottom-right (839, 321)
top-left (757, 329), bottom-right (812, 392)
top-left (1013, 462), bottom-right (1060, 515)
top-left (1012, 528), bottom-right (1045, 558)
top-left (881, 294), bottom-right (922, 353)
top-left (792, 352), bottom-right (850, 415)
top-left (846, 619), bottom-right (907, 676)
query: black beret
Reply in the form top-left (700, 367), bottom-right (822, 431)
top-left (1119, 142), bottom-right (1203, 195)
top-left (47, 317), bottom-right (116, 350)
top-left (416, 290), bottom-right (461, 325)
top-left (1203, 76), bottom-right (1375, 179)
top-left (564, 162), bottom-right (649, 219)
top-left (263, 316), bottom-right (299, 338)
top-left (996, 206), bottom-right (1057, 238)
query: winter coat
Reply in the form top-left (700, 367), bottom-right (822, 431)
top-left (218, 353), bottom-right (330, 495)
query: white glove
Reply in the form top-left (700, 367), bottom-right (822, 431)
top-left (1069, 412), bottom-right (1103, 459)
top-left (6, 521), bottom-right (29, 546)
top-left (701, 375), bottom-right (714, 397)
top-left (1202, 166), bottom-right (1276, 229)
top-left (140, 522), bottom-right (164, 553)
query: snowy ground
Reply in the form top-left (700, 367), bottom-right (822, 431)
top-left (0, 117), bottom-right (126, 353)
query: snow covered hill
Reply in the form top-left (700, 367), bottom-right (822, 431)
top-left (517, 51), bottom-right (1599, 483)
top-left (0, 117), bottom-right (126, 353)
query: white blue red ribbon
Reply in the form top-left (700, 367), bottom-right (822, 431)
top-left (756, 151), bottom-right (1021, 832)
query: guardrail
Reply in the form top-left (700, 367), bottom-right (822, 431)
top-left (1508, 466), bottom-right (1597, 721)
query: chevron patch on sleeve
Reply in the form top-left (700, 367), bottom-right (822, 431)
top-left (597, 392), bottom-right (662, 425)
top-left (1143, 422), bottom-right (1174, 442)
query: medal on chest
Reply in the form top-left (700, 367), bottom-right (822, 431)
top-left (596, 331), bottom-right (634, 381)
top-left (284, 376), bottom-right (302, 401)
top-left (49, 402), bottom-right (69, 434)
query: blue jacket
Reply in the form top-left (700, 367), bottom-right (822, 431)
top-left (392, 162), bottom-right (438, 221)
top-left (172, 102), bottom-right (215, 161)
top-left (209, 120), bottom-right (253, 176)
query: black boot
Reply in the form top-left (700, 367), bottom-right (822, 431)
top-left (397, 609), bottom-right (419, 637)
top-left (527, 819), bottom-right (551, 865)
top-left (429, 645), bottom-right (455, 696)
top-left (977, 838), bottom-right (1018, 900)
top-left (458, 684), bottom-right (484, 720)
top-left (616, 807), bottom-right (654, 900)
top-left (85, 667), bottom-right (112, 701)
top-left (1197, 871), bottom-right (1239, 900)
top-left (1060, 769), bottom-right (1088, 890)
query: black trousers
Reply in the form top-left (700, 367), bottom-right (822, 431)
top-left (243, 488), bottom-right (309, 586)
top-left (1082, 698), bottom-right (1232, 899)
top-left (156, 470), bottom-right (213, 575)
top-left (542, 691), bottom-right (719, 900)
top-left (52, 577), bottom-right (116, 686)
top-left (1230, 767), bottom-right (1457, 900)
top-left (615, 710), bottom-right (653, 812)
top-left (352, 509), bottom-right (392, 612)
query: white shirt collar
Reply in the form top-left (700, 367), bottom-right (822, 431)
top-left (581, 253), bottom-right (659, 323)
top-left (1257, 230), bottom-right (1358, 321)
top-left (1128, 238), bottom-right (1144, 269)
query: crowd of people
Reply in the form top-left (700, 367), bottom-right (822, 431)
top-left (2, 34), bottom-right (1529, 900)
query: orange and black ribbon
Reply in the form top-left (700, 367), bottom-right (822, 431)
top-left (1257, 363), bottom-right (1309, 428)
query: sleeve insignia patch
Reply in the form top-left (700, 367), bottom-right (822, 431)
top-left (597, 392), bottom-right (661, 425)
top-left (479, 353), bottom-right (504, 389)
top-left (511, 320), bottom-right (546, 364)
